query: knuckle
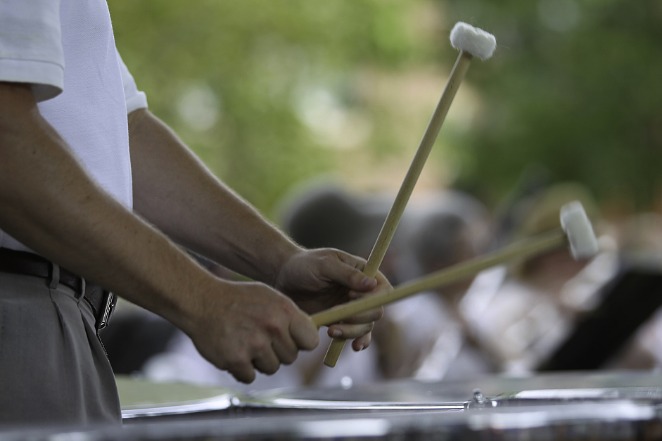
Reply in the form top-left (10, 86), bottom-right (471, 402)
top-left (248, 337), bottom-right (271, 355)
top-left (318, 251), bottom-right (337, 266)
top-left (264, 319), bottom-right (287, 341)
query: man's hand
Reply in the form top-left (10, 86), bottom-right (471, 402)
top-left (183, 278), bottom-right (319, 383)
top-left (274, 248), bottom-right (389, 351)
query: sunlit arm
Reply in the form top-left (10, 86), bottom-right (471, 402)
top-left (128, 108), bottom-right (306, 284)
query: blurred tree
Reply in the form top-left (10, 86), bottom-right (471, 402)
top-left (110, 0), bottom-right (660, 220)
top-left (445, 0), bottom-right (662, 212)
top-left (110, 0), bottom-right (445, 216)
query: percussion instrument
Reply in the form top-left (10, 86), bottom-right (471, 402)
top-left (3, 372), bottom-right (662, 440)
top-left (117, 370), bottom-right (662, 414)
top-left (113, 372), bottom-right (662, 440)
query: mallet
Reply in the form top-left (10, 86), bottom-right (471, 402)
top-left (313, 201), bottom-right (599, 330)
top-left (322, 22), bottom-right (497, 367)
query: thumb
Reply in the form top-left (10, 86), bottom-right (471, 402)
top-left (290, 313), bottom-right (319, 351)
top-left (327, 254), bottom-right (378, 294)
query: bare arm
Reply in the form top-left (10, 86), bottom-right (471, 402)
top-left (128, 108), bottom-right (298, 286)
top-left (0, 83), bottom-right (319, 382)
top-left (0, 83), bottom-right (197, 320)
top-left (129, 108), bottom-right (387, 347)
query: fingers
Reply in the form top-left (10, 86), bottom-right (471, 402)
top-left (351, 331), bottom-right (373, 352)
top-left (272, 315), bottom-right (316, 365)
top-left (327, 323), bottom-right (374, 351)
top-left (334, 305), bottom-right (384, 325)
top-left (348, 270), bottom-right (391, 300)
top-left (328, 321), bottom-right (374, 340)
top-left (227, 361), bottom-right (257, 384)
top-left (197, 249), bottom-right (392, 384)
top-left (290, 315), bottom-right (320, 351)
top-left (335, 254), bottom-right (380, 294)
top-left (316, 250), bottom-right (387, 353)
top-left (193, 282), bottom-right (320, 384)
top-left (308, 250), bottom-right (377, 294)
top-left (227, 322), bottom-right (313, 383)
top-left (240, 314), bottom-right (316, 380)
top-left (226, 343), bottom-right (286, 384)
top-left (271, 336), bottom-right (299, 366)
top-left (252, 350), bottom-right (280, 376)
top-left (331, 251), bottom-right (391, 300)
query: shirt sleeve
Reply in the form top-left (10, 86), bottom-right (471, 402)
top-left (0, 1), bottom-right (64, 101)
top-left (117, 52), bottom-right (148, 113)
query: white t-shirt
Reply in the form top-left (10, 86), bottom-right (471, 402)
top-left (0, 0), bottom-right (147, 252)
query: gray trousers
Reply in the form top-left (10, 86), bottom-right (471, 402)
top-left (0, 270), bottom-right (121, 427)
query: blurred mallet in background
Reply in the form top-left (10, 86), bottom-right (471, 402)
top-left (323, 22), bottom-right (497, 367)
top-left (314, 201), bottom-right (599, 330)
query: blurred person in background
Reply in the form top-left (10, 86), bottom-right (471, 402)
top-left (278, 183), bottom-right (497, 383)
top-left (279, 183), bottom-right (497, 383)
top-left (379, 190), bottom-right (496, 381)
top-left (458, 182), bottom-right (616, 373)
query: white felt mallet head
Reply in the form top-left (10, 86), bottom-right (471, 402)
top-left (450, 22), bottom-right (497, 60)
top-left (560, 201), bottom-right (599, 260)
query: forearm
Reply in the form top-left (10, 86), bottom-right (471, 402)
top-left (129, 108), bottom-right (301, 285)
top-left (0, 84), bottom-right (213, 332)
top-left (0, 84), bottom-right (376, 384)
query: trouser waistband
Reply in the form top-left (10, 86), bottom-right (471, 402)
top-left (0, 248), bottom-right (116, 330)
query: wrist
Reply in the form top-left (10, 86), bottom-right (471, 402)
top-left (162, 268), bottom-right (224, 336)
top-left (266, 239), bottom-right (304, 287)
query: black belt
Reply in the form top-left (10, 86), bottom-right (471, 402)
top-left (0, 248), bottom-right (116, 331)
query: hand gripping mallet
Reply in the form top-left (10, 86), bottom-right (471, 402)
top-left (314, 201), bottom-right (599, 335)
top-left (322, 22), bottom-right (497, 367)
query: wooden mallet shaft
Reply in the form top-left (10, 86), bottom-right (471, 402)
top-left (322, 51), bottom-right (475, 367)
top-left (315, 199), bottom-right (599, 329)
top-left (314, 229), bottom-right (567, 328)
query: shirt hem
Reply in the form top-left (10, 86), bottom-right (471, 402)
top-left (0, 58), bottom-right (64, 101)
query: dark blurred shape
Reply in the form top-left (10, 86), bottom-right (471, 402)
top-left (280, 181), bottom-right (388, 259)
top-left (538, 264), bottom-right (662, 371)
top-left (101, 309), bottom-right (178, 375)
top-left (539, 212), bottom-right (662, 371)
top-left (459, 181), bottom-right (608, 372)
top-left (488, 164), bottom-right (554, 249)
top-left (399, 190), bottom-right (491, 277)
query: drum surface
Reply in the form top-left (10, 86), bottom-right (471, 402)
top-left (2, 371), bottom-right (662, 440)
top-left (119, 370), bottom-right (662, 424)
top-left (117, 376), bottom-right (238, 419)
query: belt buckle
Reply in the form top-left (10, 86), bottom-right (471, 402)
top-left (97, 291), bottom-right (117, 330)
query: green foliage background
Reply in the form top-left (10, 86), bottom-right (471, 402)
top-left (444, 0), bottom-right (662, 213)
top-left (110, 0), bottom-right (661, 220)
